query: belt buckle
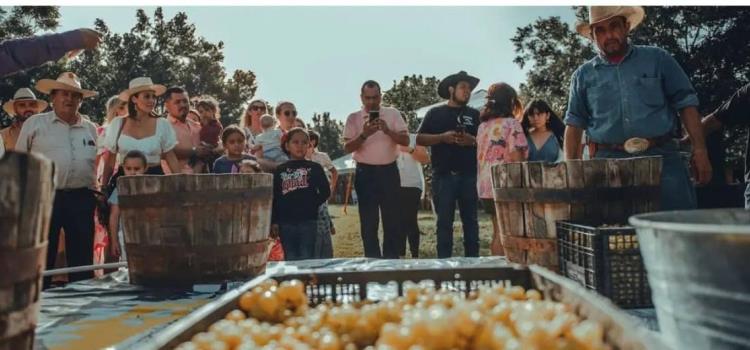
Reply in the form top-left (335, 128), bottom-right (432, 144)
top-left (624, 137), bottom-right (649, 154)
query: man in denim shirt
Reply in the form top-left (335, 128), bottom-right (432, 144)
top-left (563, 6), bottom-right (712, 210)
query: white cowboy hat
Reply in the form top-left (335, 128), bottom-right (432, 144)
top-left (576, 6), bottom-right (645, 39)
top-left (35, 72), bottom-right (98, 98)
top-left (118, 77), bottom-right (166, 102)
top-left (3, 88), bottom-right (48, 116)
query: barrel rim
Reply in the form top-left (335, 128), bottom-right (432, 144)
top-left (629, 208), bottom-right (750, 234)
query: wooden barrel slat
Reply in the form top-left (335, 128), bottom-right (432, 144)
top-left (0, 152), bottom-right (54, 350)
top-left (119, 174), bottom-right (273, 287)
top-left (493, 157), bottom-right (662, 271)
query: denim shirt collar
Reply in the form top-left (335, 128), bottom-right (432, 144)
top-left (593, 44), bottom-right (636, 67)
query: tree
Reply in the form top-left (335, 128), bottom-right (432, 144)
top-left (0, 6), bottom-right (63, 128)
top-left (1, 7), bottom-right (258, 128)
top-left (382, 74), bottom-right (442, 131)
top-left (310, 112), bottom-right (345, 160)
top-left (512, 6), bottom-right (750, 168)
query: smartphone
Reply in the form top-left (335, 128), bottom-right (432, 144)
top-left (455, 124), bottom-right (466, 134)
top-left (369, 110), bottom-right (380, 120)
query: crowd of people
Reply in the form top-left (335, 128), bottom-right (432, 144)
top-left (4, 6), bottom-right (749, 288)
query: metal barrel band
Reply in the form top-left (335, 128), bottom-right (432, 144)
top-left (125, 240), bottom-right (271, 258)
top-left (117, 187), bottom-right (273, 209)
top-left (493, 186), bottom-right (660, 204)
top-left (500, 234), bottom-right (557, 252)
top-left (0, 301), bottom-right (38, 339)
top-left (0, 244), bottom-right (47, 286)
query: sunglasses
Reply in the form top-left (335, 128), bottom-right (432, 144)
top-left (283, 110), bottom-right (298, 117)
top-left (250, 105), bottom-right (265, 111)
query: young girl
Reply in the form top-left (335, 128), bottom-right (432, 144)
top-left (521, 99), bottom-right (565, 163)
top-left (212, 125), bottom-right (258, 174)
top-left (108, 150), bottom-right (148, 261)
top-left (271, 128), bottom-right (331, 260)
top-left (307, 130), bottom-right (337, 259)
top-left (194, 97), bottom-right (224, 173)
top-left (476, 83), bottom-right (529, 256)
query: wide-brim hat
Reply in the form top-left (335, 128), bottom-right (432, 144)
top-left (576, 6), bottom-right (645, 39)
top-left (3, 88), bottom-right (48, 116)
top-left (438, 71), bottom-right (480, 99)
top-left (118, 77), bottom-right (166, 102)
top-left (36, 72), bottom-right (98, 98)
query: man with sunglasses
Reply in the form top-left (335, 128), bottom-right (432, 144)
top-left (344, 80), bottom-right (409, 258)
top-left (563, 6), bottom-right (711, 211)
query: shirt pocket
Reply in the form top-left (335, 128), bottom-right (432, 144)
top-left (586, 81), bottom-right (617, 119)
top-left (636, 77), bottom-right (665, 107)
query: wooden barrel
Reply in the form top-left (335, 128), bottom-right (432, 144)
top-left (118, 174), bottom-right (273, 287)
top-left (0, 152), bottom-right (55, 350)
top-left (492, 157), bottom-right (662, 271)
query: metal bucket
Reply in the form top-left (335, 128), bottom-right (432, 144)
top-left (629, 209), bottom-right (750, 350)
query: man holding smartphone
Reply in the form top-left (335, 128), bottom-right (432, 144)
top-left (344, 80), bottom-right (409, 258)
top-left (417, 71), bottom-right (481, 258)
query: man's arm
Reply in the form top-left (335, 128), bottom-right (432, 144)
top-left (680, 106), bottom-right (712, 185)
top-left (563, 125), bottom-right (584, 160)
top-left (1, 29), bottom-right (101, 77)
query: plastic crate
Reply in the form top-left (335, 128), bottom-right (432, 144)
top-left (147, 264), bottom-right (666, 350)
top-left (557, 221), bottom-right (652, 309)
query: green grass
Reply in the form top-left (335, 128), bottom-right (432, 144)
top-left (328, 204), bottom-right (494, 258)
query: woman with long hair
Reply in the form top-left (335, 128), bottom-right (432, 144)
top-left (275, 101), bottom-right (298, 132)
top-left (241, 99), bottom-right (268, 136)
top-left (101, 77), bottom-right (181, 189)
top-left (521, 99), bottom-right (565, 162)
top-left (476, 82), bottom-right (529, 256)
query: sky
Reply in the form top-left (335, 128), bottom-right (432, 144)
top-left (57, 6), bottom-right (578, 122)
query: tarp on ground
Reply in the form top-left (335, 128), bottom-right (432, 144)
top-left (36, 257), bottom-right (509, 349)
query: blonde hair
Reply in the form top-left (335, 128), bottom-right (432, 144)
top-left (105, 95), bottom-right (124, 124)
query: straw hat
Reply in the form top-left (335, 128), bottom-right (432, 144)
top-left (118, 77), bottom-right (166, 102)
top-left (3, 88), bottom-right (48, 116)
top-left (576, 6), bottom-right (645, 39)
top-left (35, 72), bottom-right (98, 98)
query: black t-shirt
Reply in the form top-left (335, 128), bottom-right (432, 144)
top-left (272, 160), bottom-right (330, 224)
top-left (417, 104), bottom-right (480, 175)
top-left (713, 84), bottom-right (750, 181)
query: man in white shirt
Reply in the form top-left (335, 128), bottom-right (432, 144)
top-left (16, 72), bottom-right (99, 287)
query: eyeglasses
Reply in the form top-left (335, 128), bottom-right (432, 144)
top-left (250, 105), bottom-right (265, 111)
top-left (283, 110), bottom-right (298, 117)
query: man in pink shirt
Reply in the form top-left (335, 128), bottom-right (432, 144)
top-left (343, 80), bottom-right (409, 258)
top-left (163, 86), bottom-right (203, 173)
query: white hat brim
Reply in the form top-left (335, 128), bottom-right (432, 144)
top-left (118, 84), bottom-right (167, 102)
top-left (576, 6), bottom-right (645, 39)
top-left (3, 99), bottom-right (48, 116)
top-left (35, 79), bottom-right (98, 98)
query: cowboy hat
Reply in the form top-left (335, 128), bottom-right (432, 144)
top-left (118, 77), bottom-right (167, 102)
top-left (576, 6), bottom-right (645, 39)
top-left (438, 71), bottom-right (480, 100)
top-left (35, 72), bottom-right (98, 98)
top-left (3, 88), bottom-right (48, 116)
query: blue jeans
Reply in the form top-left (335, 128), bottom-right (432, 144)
top-left (595, 140), bottom-right (696, 211)
top-left (432, 172), bottom-right (480, 258)
top-left (279, 220), bottom-right (317, 261)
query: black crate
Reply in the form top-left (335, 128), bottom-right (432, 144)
top-left (557, 221), bottom-right (652, 308)
top-left (273, 266), bottom-right (534, 305)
